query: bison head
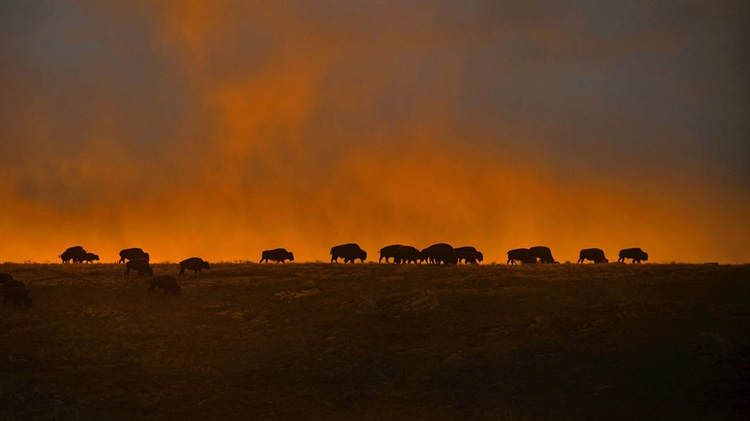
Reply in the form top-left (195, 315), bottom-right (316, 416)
top-left (202, 261), bottom-right (211, 270)
top-left (144, 253), bottom-right (150, 262)
top-left (91, 254), bottom-right (100, 261)
top-left (642, 252), bottom-right (649, 261)
top-left (288, 252), bottom-right (295, 262)
top-left (358, 250), bottom-right (367, 262)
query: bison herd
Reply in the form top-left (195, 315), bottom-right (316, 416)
top-left (1, 245), bottom-right (651, 310)
top-left (56, 245), bottom-right (650, 267)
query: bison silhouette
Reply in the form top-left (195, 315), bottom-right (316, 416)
top-left (81, 253), bottom-right (100, 263)
top-left (422, 244), bottom-right (458, 265)
top-left (149, 275), bottom-right (181, 295)
top-left (179, 257), bottom-right (210, 276)
top-left (119, 248), bottom-right (149, 264)
top-left (529, 246), bottom-right (556, 263)
top-left (59, 246), bottom-right (86, 264)
top-left (330, 243), bottom-right (367, 263)
top-left (578, 248), bottom-right (608, 264)
top-left (125, 258), bottom-right (153, 278)
top-left (454, 246), bottom-right (483, 263)
top-left (260, 248), bottom-right (294, 263)
top-left (378, 244), bottom-right (402, 263)
top-left (618, 248), bottom-right (648, 263)
top-left (507, 248), bottom-right (536, 264)
top-left (394, 245), bottom-right (421, 264)
top-left (458, 251), bottom-right (477, 264)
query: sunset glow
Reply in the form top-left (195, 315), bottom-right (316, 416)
top-left (1, 1), bottom-right (748, 263)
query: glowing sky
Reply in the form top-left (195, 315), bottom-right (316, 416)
top-left (1, 1), bottom-right (748, 263)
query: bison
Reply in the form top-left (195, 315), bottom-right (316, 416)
top-left (330, 243), bottom-right (367, 263)
top-left (118, 248), bottom-right (150, 264)
top-left (59, 246), bottom-right (86, 263)
top-left (81, 253), bottom-right (100, 263)
top-left (507, 248), bottom-right (536, 264)
top-left (529, 246), bottom-right (557, 263)
top-left (149, 275), bottom-right (181, 295)
top-left (124, 258), bottom-right (153, 278)
top-left (179, 257), bottom-right (210, 276)
top-left (578, 248), bottom-right (608, 264)
top-left (422, 243), bottom-right (459, 265)
top-left (260, 248), bottom-right (294, 264)
top-left (618, 248), bottom-right (648, 263)
top-left (3, 287), bottom-right (32, 308)
top-left (454, 246), bottom-right (483, 263)
top-left (0, 273), bottom-right (14, 284)
top-left (458, 251), bottom-right (477, 264)
top-left (378, 244), bottom-right (403, 263)
top-left (394, 245), bottom-right (421, 264)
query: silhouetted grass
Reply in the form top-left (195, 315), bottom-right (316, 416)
top-left (1, 263), bottom-right (748, 420)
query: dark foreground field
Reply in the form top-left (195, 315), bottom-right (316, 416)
top-left (1, 263), bottom-right (748, 421)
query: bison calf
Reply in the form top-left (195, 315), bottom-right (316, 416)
top-left (3, 287), bottom-right (32, 308)
top-left (260, 248), bottom-right (294, 264)
top-left (149, 275), bottom-right (181, 295)
top-left (179, 257), bottom-right (210, 276)
top-left (125, 258), bottom-right (153, 278)
top-left (81, 253), bottom-right (100, 263)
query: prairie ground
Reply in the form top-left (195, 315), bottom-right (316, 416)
top-left (1, 263), bottom-right (748, 421)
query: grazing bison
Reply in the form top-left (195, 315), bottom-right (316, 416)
top-left (330, 243), bottom-right (367, 263)
top-left (59, 246), bottom-right (86, 263)
top-left (578, 248), bottom-right (608, 264)
top-left (458, 252), bottom-right (477, 264)
top-left (529, 246), bottom-right (557, 263)
top-left (149, 275), bottom-right (181, 295)
top-left (118, 248), bottom-right (149, 264)
top-left (454, 246), bottom-right (483, 263)
top-left (618, 248), bottom-right (648, 263)
top-left (179, 257), bottom-right (210, 276)
top-left (124, 258), bottom-right (153, 278)
top-left (260, 248), bottom-right (294, 264)
top-left (394, 245), bottom-right (421, 264)
top-left (507, 248), bottom-right (537, 264)
top-left (80, 253), bottom-right (100, 263)
top-left (422, 243), bottom-right (459, 265)
top-left (3, 287), bottom-right (32, 308)
top-left (378, 244), bottom-right (403, 263)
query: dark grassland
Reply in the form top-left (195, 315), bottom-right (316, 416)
top-left (1, 263), bottom-right (748, 421)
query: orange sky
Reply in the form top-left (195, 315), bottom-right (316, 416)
top-left (1, 1), bottom-right (748, 263)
